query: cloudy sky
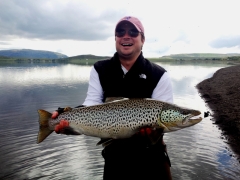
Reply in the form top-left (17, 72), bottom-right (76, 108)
top-left (0, 0), bottom-right (240, 57)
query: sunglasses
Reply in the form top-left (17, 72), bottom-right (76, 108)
top-left (115, 29), bottom-right (140, 38)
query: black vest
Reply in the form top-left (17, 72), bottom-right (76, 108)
top-left (94, 52), bottom-right (166, 102)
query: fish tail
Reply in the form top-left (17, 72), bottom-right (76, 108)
top-left (37, 109), bottom-right (53, 144)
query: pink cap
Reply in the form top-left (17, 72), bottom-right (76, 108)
top-left (115, 16), bottom-right (144, 34)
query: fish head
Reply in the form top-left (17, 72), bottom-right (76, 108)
top-left (159, 103), bottom-right (202, 132)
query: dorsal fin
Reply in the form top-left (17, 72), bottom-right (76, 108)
top-left (105, 97), bottom-right (127, 103)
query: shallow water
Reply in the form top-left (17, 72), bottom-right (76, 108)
top-left (0, 62), bottom-right (239, 180)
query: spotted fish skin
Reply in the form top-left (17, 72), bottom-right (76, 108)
top-left (37, 98), bottom-right (202, 143)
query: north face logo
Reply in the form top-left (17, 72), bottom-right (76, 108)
top-left (139, 74), bottom-right (147, 79)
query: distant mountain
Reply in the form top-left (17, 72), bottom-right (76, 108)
top-left (66, 54), bottom-right (110, 60)
top-left (162, 53), bottom-right (240, 59)
top-left (0, 49), bottom-right (68, 59)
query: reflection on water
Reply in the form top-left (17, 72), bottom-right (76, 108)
top-left (0, 62), bottom-right (239, 180)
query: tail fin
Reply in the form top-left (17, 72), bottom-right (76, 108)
top-left (37, 109), bottom-right (54, 144)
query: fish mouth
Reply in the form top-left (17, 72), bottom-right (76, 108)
top-left (183, 114), bottom-right (202, 125)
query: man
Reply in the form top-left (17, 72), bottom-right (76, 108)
top-left (53, 16), bottom-right (173, 180)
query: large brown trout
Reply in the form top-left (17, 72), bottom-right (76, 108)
top-left (37, 98), bottom-right (202, 144)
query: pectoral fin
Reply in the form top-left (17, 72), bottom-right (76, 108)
top-left (96, 138), bottom-right (114, 147)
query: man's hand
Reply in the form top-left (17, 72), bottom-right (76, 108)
top-left (55, 120), bottom-right (69, 134)
top-left (51, 107), bottom-right (72, 119)
top-left (139, 127), bottom-right (153, 136)
top-left (136, 127), bottom-right (164, 145)
top-left (54, 119), bottom-right (81, 135)
top-left (51, 107), bottom-right (73, 134)
top-left (51, 111), bottom-right (59, 119)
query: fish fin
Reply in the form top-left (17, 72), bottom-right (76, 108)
top-left (105, 97), bottom-right (127, 103)
top-left (64, 106), bottom-right (73, 112)
top-left (37, 109), bottom-right (53, 144)
top-left (102, 140), bottom-right (114, 147)
top-left (96, 138), bottom-right (114, 147)
top-left (158, 118), bottom-right (171, 133)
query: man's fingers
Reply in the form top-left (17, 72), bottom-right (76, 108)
top-left (55, 124), bottom-right (61, 134)
top-left (55, 120), bottom-right (68, 133)
top-left (139, 128), bottom-right (146, 136)
top-left (52, 111), bottom-right (59, 119)
top-left (59, 119), bottom-right (69, 126)
top-left (138, 127), bottom-right (152, 136)
top-left (145, 127), bottom-right (152, 135)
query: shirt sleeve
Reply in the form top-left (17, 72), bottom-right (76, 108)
top-left (82, 67), bottom-right (104, 106)
top-left (151, 72), bottom-right (173, 103)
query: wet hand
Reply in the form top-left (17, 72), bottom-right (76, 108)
top-left (136, 127), bottom-right (164, 145)
top-left (55, 120), bottom-right (69, 134)
top-left (55, 119), bottom-right (80, 135)
top-left (139, 127), bottom-right (152, 136)
top-left (51, 111), bottom-right (59, 119)
top-left (51, 107), bottom-right (72, 119)
top-left (51, 107), bottom-right (73, 134)
top-left (51, 111), bottom-right (67, 134)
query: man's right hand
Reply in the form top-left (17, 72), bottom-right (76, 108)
top-left (52, 111), bottom-right (59, 119)
top-left (135, 127), bottom-right (164, 146)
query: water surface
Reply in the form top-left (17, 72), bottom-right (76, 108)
top-left (0, 62), bottom-right (239, 180)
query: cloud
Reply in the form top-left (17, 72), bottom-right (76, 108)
top-left (210, 36), bottom-right (240, 48)
top-left (0, 0), bottom-right (125, 41)
top-left (1, 0), bottom-right (240, 57)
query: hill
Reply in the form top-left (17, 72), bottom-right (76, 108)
top-left (60, 54), bottom-right (111, 65)
top-left (0, 49), bottom-right (68, 59)
top-left (65, 54), bottom-right (110, 60)
top-left (160, 53), bottom-right (240, 60)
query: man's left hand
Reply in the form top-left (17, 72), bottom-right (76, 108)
top-left (136, 127), bottom-right (164, 145)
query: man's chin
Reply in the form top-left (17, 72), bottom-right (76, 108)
top-left (118, 52), bottom-right (133, 60)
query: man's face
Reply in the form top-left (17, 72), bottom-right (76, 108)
top-left (115, 21), bottom-right (144, 60)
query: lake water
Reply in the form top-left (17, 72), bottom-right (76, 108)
top-left (0, 61), bottom-right (239, 180)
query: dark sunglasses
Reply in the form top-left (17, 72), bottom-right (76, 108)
top-left (115, 29), bottom-right (140, 38)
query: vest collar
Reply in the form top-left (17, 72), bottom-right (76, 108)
top-left (112, 52), bottom-right (146, 77)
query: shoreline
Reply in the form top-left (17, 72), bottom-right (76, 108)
top-left (197, 65), bottom-right (240, 162)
